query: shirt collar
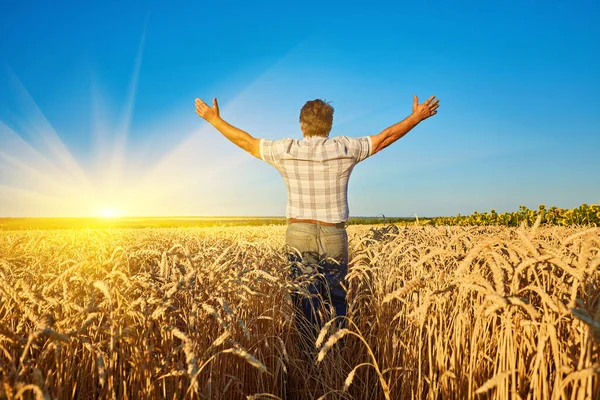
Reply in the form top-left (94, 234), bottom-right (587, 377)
top-left (302, 135), bottom-right (328, 141)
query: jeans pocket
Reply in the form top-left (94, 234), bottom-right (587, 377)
top-left (286, 227), bottom-right (319, 264)
top-left (286, 231), bottom-right (308, 255)
top-left (320, 230), bottom-right (348, 264)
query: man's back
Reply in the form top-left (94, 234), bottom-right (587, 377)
top-left (260, 135), bottom-right (372, 223)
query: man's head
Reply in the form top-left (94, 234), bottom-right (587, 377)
top-left (299, 99), bottom-right (334, 137)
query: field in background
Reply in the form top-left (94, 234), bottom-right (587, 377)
top-left (0, 216), bottom-right (291, 231)
top-left (1, 224), bottom-right (599, 399)
top-left (2, 202), bottom-right (598, 231)
top-left (0, 216), bottom-right (420, 231)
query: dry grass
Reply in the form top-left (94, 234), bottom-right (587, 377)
top-left (0, 224), bottom-right (599, 399)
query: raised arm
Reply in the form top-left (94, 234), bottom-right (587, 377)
top-left (370, 95), bottom-right (439, 155)
top-left (195, 97), bottom-right (261, 159)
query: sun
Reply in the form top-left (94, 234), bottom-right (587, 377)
top-left (93, 198), bottom-right (130, 218)
top-left (100, 208), bottom-right (121, 218)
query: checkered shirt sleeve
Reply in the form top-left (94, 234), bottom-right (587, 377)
top-left (260, 138), bottom-right (291, 167)
top-left (337, 136), bottom-right (372, 162)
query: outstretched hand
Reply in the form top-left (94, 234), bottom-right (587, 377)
top-left (195, 97), bottom-right (220, 124)
top-left (412, 95), bottom-right (440, 122)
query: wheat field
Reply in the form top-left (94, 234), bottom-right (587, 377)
top-left (1, 223), bottom-right (599, 399)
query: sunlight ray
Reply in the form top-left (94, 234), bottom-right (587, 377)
top-left (4, 66), bottom-right (93, 192)
top-left (0, 122), bottom-right (92, 196)
top-left (0, 152), bottom-right (72, 193)
top-left (0, 121), bottom-right (60, 172)
top-left (89, 73), bottom-right (112, 180)
top-left (107, 17), bottom-right (149, 191)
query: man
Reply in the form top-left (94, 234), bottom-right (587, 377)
top-left (195, 95), bottom-right (439, 338)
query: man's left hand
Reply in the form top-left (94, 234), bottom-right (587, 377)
top-left (195, 97), bottom-right (220, 124)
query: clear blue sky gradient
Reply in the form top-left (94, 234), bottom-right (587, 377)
top-left (1, 0), bottom-right (599, 217)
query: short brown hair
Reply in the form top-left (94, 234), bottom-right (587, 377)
top-left (299, 99), bottom-right (334, 137)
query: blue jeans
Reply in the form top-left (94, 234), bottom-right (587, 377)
top-left (285, 222), bottom-right (348, 340)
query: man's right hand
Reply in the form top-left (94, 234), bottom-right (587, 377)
top-left (195, 97), bottom-right (221, 125)
top-left (412, 95), bottom-right (440, 122)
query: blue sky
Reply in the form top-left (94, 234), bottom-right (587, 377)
top-left (0, 0), bottom-right (599, 217)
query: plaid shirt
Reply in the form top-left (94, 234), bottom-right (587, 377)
top-left (260, 135), bottom-right (372, 223)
